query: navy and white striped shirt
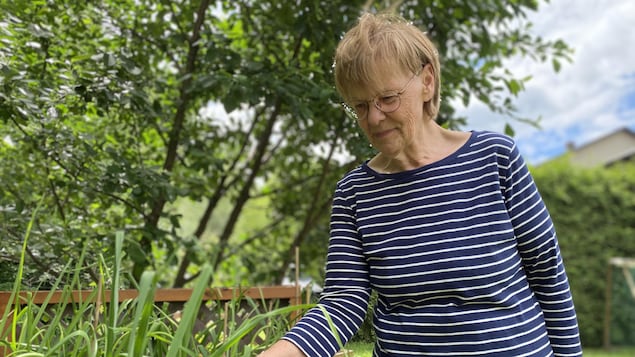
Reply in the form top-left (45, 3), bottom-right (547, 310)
top-left (283, 131), bottom-right (582, 356)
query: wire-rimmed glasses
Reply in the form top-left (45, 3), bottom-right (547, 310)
top-left (344, 71), bottom-right (419, 121)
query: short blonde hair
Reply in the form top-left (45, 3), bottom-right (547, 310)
top-left (334, 13), bottom-right (441, 119)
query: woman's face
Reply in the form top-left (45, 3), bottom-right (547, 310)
top-left (348, 65), bottom-right (434, 158)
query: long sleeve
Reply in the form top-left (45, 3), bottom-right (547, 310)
top-left (282, 183), bottom-right (371, 357)
top-left (502, 142), bottom-right (583, 356)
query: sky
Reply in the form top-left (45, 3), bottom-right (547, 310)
top-left (455, 0), bottom-right (635, 165)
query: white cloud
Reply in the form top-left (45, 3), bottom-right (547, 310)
top-left (456, 0), bottom-right (635, 164)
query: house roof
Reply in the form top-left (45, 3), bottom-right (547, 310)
top-left (568, 127), bottom-right (635, 152)
top-left (565, 127), bottom-right (635, 167)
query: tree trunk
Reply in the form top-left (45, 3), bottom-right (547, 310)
top-left (135, 0), bottom-right (212, 281)
top-left (212, 100), bottom-right (282, 271)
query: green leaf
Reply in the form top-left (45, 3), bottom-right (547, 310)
top-left (166, 264), bottom-right (213, 357)
top-left (129, 270), bottom-right (158, 356)
top-left (504, 123), bottom-right (515, 137)
top-left (506, 79), bottom-right (522, 96)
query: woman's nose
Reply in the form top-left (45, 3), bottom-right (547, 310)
top-left (366, 103), bottom-right (385, 125)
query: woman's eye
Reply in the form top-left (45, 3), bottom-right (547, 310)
top-left (379, 95), bottom-right (399, 105)
top-left (354, 103), bottom-right (369, 112)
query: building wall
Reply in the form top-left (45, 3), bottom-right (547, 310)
top-left (568, 129), bottom-right (635, 168)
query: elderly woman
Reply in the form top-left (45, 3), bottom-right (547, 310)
top-left (261, 12), bottom-right (582, 357)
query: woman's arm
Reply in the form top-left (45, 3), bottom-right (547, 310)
top-left (261, 180), bottom-right (371, 357)
top-left (501, 140), bottom-right (582, 356)
top-left (259, 340), bottom-right (305, 357)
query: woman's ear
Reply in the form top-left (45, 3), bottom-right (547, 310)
top-left (421, 64), bottom-right (435, 100)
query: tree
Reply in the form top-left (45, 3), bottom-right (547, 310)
top-left (0, 0), bottom-right (571, 289)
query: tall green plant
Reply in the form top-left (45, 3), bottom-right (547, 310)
top-left (0, 196), bottom-right (43, 349)
top-left (0, 229), bottom-right (313, 356)
top-left (105, 231), bottom-right (123, 355)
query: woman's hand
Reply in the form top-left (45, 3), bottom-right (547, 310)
top-left (258, 340), bottom-right (305, 357)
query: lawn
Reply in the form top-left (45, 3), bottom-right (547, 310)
top-left (343, 342), bottom-right (635, 357)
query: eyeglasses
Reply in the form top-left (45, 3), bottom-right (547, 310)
top-left (345, 71), bottom-right (419, 121)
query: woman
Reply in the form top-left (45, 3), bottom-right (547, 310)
top-left (261, 12), bottom-right (582, 357)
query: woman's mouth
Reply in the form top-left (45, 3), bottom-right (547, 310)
top-left (373, 128), bottom-right (395, 140)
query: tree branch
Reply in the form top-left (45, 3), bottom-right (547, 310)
top-left (141, 0), bottom-right (213, 280)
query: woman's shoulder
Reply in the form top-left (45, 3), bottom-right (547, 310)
top-left (336, 164), bottom-right (369, 188)
top-left (468, 130), bottom-right (517, 155)
top-left (470, 130), bottom-right (515, 145)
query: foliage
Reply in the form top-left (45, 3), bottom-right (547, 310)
top-left (531, 159), bottom-right (635, 347)
top-left (0, 0), bottom-right (572, 290)
top-left (0, 230), bottom-right (312, 356)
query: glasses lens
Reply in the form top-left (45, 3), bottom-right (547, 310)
top-left (354, 103), bottom-right (368, 119)
top-left (376, 94), bottom-right (400, 113)
top-left (346, 91), bottom-right (402, 120)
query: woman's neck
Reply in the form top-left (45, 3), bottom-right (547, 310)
top-left (372, 127), bottom-right (470, 173)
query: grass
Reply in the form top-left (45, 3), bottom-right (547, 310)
top-left (586, 348), bottom-right (635, 357)
top-left (344, 342), bottom-right (635, 357)
top-left (0, 228), bottom-right (313, 356)
top-left (344, 341), bottom-right (374, 356)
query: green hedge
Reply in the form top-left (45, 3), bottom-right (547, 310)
top-left (532, 158), bottom-right (635, 347)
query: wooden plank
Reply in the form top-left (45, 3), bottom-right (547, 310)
top-left (0, 286), bottom-right (299, 306)
top-left (603, 262), bottom-right (614, 349)
top-left (609, 257), bottom-right (635, 268)
top-left (603, 257), bottom-right (635, 350)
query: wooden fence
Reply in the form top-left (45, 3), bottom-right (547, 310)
top-left (0, 286), bottom-right (302, 356)
top-left (603, 257), bottom-right (635, 349)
